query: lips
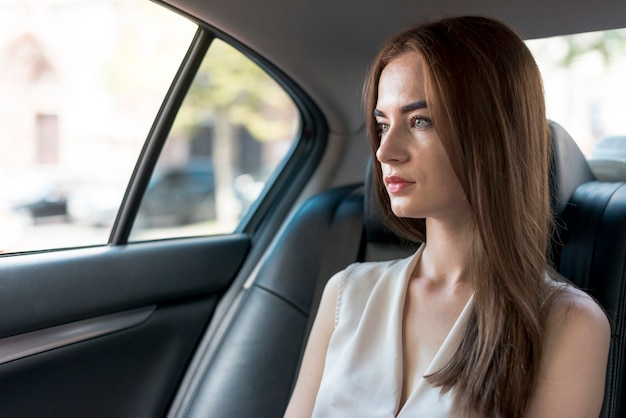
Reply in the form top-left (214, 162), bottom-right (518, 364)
top-left (384, 176), bottom-right (414, 193)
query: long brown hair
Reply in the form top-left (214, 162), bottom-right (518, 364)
top-left (364, 16), bottom-right (555, 417)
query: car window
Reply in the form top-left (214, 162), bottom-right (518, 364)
top-left (0, 0), bottom-right (196, 253)
top-left (526, 28), bottom-right (626, 158)
top-left (128, 38), bottom-right (300, 241)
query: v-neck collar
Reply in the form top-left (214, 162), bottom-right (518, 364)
top-left (395, 294), bottom-right (474, 416)
top-left (394, 246), bottom-right (474, 417)
top-left (311, 246), bottom-right (473, 418)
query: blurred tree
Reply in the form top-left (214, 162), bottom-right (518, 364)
top-left (172, 39), bottom-right (298, 226)
top-left (559, 29), bottom-right (626, 66)
top-left (176, 39), bottom-right (297, 142)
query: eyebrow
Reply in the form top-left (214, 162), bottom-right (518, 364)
top-left (374, 100), bottom-right (428, 117)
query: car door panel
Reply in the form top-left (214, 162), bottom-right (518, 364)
top-left (0, 235), bottom-right (250, 418)
top-left (0, 235), bottom-right (249, 337)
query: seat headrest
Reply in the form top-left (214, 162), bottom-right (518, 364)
top-left (364, 121), bottom-right (595, 243)
top-left (549, 120), bottom-right (596, 214)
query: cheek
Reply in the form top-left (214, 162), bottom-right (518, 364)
top-left (439, 167), bottom-right (467, 205)
top-left (430, 144), bottom-right (458, 183)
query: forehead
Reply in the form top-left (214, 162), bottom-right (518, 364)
top-left (377, 51), bottom-right (426, 106)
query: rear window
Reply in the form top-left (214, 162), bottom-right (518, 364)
top-left (527, 29), bottom-right (626, 159)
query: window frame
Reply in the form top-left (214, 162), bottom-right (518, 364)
top-left (109, 23), bottom-right (328, 246)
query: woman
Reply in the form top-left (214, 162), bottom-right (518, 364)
top-left (285, 16), bottom-right (610, 417)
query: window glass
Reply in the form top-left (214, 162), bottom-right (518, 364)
top-left (0, 0), bottom-right (196, 253)
top-left (129, 39), bottom-right (300, 241)
top-left (527, 29), bottom-right (626, 158)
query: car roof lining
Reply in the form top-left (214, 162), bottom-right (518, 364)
top-left (161, 0), bottom-right (626, 135)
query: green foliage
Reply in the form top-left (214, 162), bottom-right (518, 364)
top-left (528, 29), bottom-right (626, 69)
top-left (174, 39), bottom-right (298, 142)
top-left (560, 29), bottom-right (626, 66)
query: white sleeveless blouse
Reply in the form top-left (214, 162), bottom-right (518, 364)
top-left (311, 246), bottom-right (473, 417)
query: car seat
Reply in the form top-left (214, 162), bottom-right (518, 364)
top-left (550, 123), bottom-right (626, 418)
top-left (167, 121), bottom-right (626, 418)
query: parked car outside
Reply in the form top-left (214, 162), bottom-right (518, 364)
top-left (7, 171), bottom-right (70, 224)
top-left (136, 159), bottom-right (216, 228)
top-left (588, 135), bottom-right (626, 181)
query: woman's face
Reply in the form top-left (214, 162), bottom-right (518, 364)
top-left (375, 51), bottom-right (469, 223)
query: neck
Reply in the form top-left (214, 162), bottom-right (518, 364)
top-left (418, 216), bottom-right (473, 287)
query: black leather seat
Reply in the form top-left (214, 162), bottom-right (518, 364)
top-left (168, 121), bottom-right (626, 418)
top-left (550, 122), bottom-right (626, 418)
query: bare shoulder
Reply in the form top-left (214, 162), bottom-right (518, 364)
top-left (548, 284), bottom-right (610, 337)
top-left (526, 284), bottom-right (611, 417)
top-left (543, 284), bottom-right (611, 374)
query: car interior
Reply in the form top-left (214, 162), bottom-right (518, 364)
top-left (0, 0), bottom-right (624, 417)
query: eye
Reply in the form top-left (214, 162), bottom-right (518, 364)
top-left (411, 116), bottom-right (432, 129)
top-left (376, 122), bottom-right (390, 135)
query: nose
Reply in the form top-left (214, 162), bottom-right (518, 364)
top-left (376, 125), bottom-right (409, 164)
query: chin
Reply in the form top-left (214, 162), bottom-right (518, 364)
top-left (389, 205), bottom-right (419, 219)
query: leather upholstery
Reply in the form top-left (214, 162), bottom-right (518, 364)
top-left (549, 121), bottom-right (626, 417)
top-left (550, 121), bottom-right (597, 214)
top-left (168, 184), bottom-right (366, 418)
top-left (551, 122), bottom-right (626, 418)
top-left (558, 182), bottom-right (626, 418)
